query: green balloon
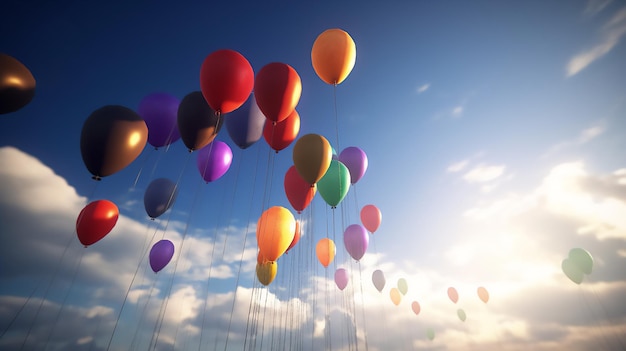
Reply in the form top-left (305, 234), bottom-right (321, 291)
top-left (397, 278), bottom-right (408, 295)
top-left (568, 248), bottom-right (593, 275)
top-left (561, 258), bottom-right (584, 284)
top-left (426, 328), bottom-right (435, 340)
top-left (457, 308), bottom-right (467, 322)
top-left (317, 160), bottom-right (350, 208)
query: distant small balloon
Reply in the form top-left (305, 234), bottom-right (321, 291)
top-left (149, 239), bottom-right (175, 273)
top-left (457, 308), bottom-right (467, 322)
top-left (397, 278), bottom-right (408, 295)
top-left (390, 287), bottom-right (401, 306)
top-left (411, 301), bottom-right (421, 315)
top-left (426, 328), bottom-right (435, 341)
top-left (372, 269), bottom-right (386, 292)
top-left (447, 287), bottom-right (459, 304)
top-left (477, 286), bottom-right (489, 303)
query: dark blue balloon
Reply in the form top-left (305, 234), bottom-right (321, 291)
top-left (225, 94), bottom-right (266, 149)
top-left (143, 178), bottom-right (178, 219)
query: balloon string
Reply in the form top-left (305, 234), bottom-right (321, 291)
top-left (225, 144), bottom-right (262, 351)
top-left (17, 223), bottom-right (81, 351)
top-left (128, 272), bottom-right (160, 350)
top-left (105, 220), bottom-right (161, 351)
top-left (333, 82), bottom-right (340, 151)
top-left (131, 146), bottom-right (156, 189)
top-left (348, 259), bottom-right (360, 351)
top-left (358, 262), bottom-right (369, 351)
top-left (151, 176), bottom-right (205, 351)
top-left (589, 283), bottom-right (626, 349)
top-left (42, 246), bottom-right (87, 351)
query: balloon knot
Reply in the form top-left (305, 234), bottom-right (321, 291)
top-left (92, 175), bottom-right (102, 181)
top-left (150, 218), bottom-right (155, 221)
top-left (84, 245), bottom-right (88, 248)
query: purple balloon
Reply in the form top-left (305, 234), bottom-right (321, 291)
top-left (144, 178), bottom-right (178, 219)
top-left (335, 268), bottom-right (349, 290)
top-left (196, 140), bottom-right (233, 182)
top-left (372, 269), bottom-right (385, 292)
top-left (338, 147), bottom-right (368, 184)
top-left (343, 224), bottom-right (369, 261)
top-left (225, 94), bottom-right (266, 149)
top-left (138, 92), bottom-right (181, 148)
top-left (149, 239), bottom-right (175, 273)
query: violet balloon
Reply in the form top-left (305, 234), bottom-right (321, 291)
top-left (196, 140), bottom-right (233, 182)
top-left (225, 94), bottom-right (266, 149)
top-left (149, 239), bottom-right (175, 273)
top-left (138, 92), bottom-right (181, 148)
top-left (335, 268), bottom-right (349, 290)
top-left (343, 224), bottom-right (369, 261)
top-left (338, 146), bottom-right (368, 184)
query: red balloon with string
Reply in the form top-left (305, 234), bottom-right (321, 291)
top-left (254, 62), bottom-right (301, 123)
top-left (284, 165), bottom-right (316, 213)
top-left (200, 49), bottom-right (254, 114)
top-left (263, 109), bottom-right (300, 152)
top-left (76, 200), bottom-right (119, 247)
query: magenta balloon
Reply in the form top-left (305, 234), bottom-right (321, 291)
top-left (335, 268), bottom-right (349, 290)
top-left (149, 239), bottom-right (175, 273)
top-left (338, 146), bottom-right (368, 184)
top-left (196, 140), bottom-right (233, 182)
top-left (360, 204), bottom-right (382, 233)
top-left (343, 224), bottom-right (369, 261)
top-left (137, 92), bottom-right (181, 148)
top-left (372, 269), bottom-right (386, 292)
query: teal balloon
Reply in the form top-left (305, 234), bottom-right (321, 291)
top-left (568, 248), bottom-right (593, 275)
top-left (562, 258), bottom-right (584, 284)
top-left (426, 328), bottom-right (435, 340)
top-left (457, 308), bottom-right (467, 322)
top-left (317, 160), bottom-right (350, 208)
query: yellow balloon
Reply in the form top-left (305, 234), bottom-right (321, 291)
top-left (292, 134), bottom-right (332, 185)
top-left (390, 287), bottom-right (402, 306)
top-left (256, 261), bottom-right (278, 286)
top-left (311, 28), bottom-right (356, 85)
top-left (256, 206), bottom-right (296, 261)
top-left (316, 238), bottom-right (336, 267)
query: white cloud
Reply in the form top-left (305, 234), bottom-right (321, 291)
top-left (416, 83), bottom-right (430, 94)
top-left (463, 164), bottom-right (506, 183)
top-left (543, 123), bottom-right (606, 158)
top-left (447, 159), bottom-right (470, 173)
top-left (584, 0), bottom-right (613, 16)
top-left (451, 105), bottom-right (464, 117)
top-left (567, 6), bottom-right (626, 77)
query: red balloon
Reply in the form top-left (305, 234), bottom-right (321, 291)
top-left (263, 110), bottom-right (300, 152)
top-left (360, 204), bottom-right (382, 233)
top-left (254, 62), bottom-right (302, 123)
top-left (76, 200), bottom-right (119, 246)
top-left (284, 165), bottom-right (316, 213)
top-left (200, 50), bottom-right (254, 114)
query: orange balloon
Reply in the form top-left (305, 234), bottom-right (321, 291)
top-left (311, 28), bottom-right (356, 85)
top-left (316, 238), bottom-right (336, 267)
top-left (292, 134), bottom-right (332, 185)
top-left (256, 206), bottom-right (296, 261)
top-left (477, 286), bottom-right (489, 303)
top-left (447, 287), bottom-right (459, 304)
top-left (286, 220), bottom-right (301, 253)
top-left (256, 261), bottom-right (278, 286)
top-left (390, 287), bottom-right (401, 306)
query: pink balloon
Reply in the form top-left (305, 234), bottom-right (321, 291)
top-left (447, 287), bottom-right (459, 304)
top-left (411, 301), bottom-right (421, 315)
top-left (338, 146), bottom-right (368, 184)
top-left (343, 224), bottom-right (369, 261)
top-left (196, 141), bottom-right (233, 182)
top-left (360, 204), bottom-right (382, 233)
top-left (335, 268), bottom-right (349, 290)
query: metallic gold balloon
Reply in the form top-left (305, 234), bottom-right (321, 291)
top-left (0, 53), bottom-right (36, 114)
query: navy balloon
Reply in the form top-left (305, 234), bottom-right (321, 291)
top-left (137, 92), bottom-right (181, 148)
top-left (225, 94), bottom-right (266, 149)
top-left (149, 240), bottom-right (175, 273)
top-left (144, 178), bottom-right (178, 219)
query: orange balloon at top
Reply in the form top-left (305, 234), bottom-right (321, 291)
top-left (256, 206), bottom-right (296, 261)
top-left (311, 28), bottom-right (356, 85)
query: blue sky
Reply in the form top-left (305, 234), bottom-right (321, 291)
top-left (1, 0), bottom-right (626, 350)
